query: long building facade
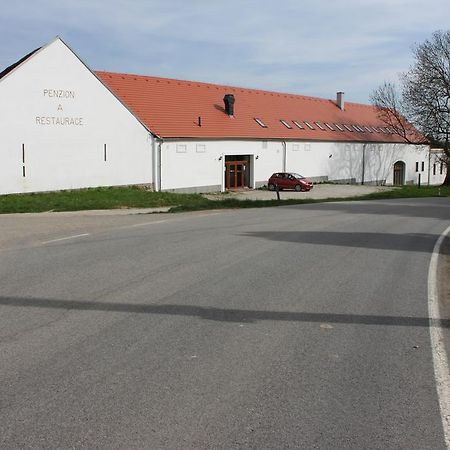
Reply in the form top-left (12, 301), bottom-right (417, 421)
top-left (0, 37), bottom-right (445, 195)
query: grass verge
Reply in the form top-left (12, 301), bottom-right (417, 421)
top-left (0, 185), bottom-right (448, 215)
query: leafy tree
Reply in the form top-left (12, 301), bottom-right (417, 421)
top-left (371, 30), bottom-right (450, 185)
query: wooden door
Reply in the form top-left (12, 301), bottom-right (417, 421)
top-left (225, 161), bottom-right (247, 189)
top-left (393, 161), bottom-right (405, 186)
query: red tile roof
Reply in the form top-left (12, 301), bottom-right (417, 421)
top-left (96, 71), bottom-right (412, 143)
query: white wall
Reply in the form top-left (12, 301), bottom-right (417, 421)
top-left (428, 151), bottom-right (447, 185)
top-left (160, 140), bottom-right (284, 191)
top-left (160, 139), bottom-right (430, 191)
top-left (0, 38), bottom-right (152, 195)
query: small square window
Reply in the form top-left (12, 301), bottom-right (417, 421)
top-left (254, 118), bottom-right (268, 128)
top-left (176, 144), bottom-right (187, 153)
top-left (315, 122), bottom-right (326, 131)
top-left (292, 144), bottom-right (300, 151)
top-left (280, 119), bottom-right (292, 129)
top-left (325, 123), bottom-right (335, 131)
top-left (293, 120), bottom-right (304, 129)
top-left (196, 144), bottom-right (206, 153)
top-left (304, 144), bottom-right (311, 151)
top-left (334, 123), bottom-right (344, 131)
top-left (304, 121), bottom-right (315, 130)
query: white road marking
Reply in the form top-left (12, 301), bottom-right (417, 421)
top-left (128, 219), bottom-right (168, 228)
top-left (42, 233), bottom-right (90, 244)
top-left (428, 224), bottom-right (450, 449)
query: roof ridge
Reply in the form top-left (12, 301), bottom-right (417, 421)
top-left (95, 70), bottom-right (345, 105)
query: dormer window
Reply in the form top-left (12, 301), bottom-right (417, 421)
top-left (280, 119), bottom-right (292, 129)
top-left (254, 118), bottom-right (268, 128)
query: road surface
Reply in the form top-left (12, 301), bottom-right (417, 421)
top-left (0, 198), bottom-right (449, 449)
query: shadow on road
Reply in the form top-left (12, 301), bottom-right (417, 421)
top-left (1, 296), bottom-right (449, 328)
top-left (240, 231), bottom-right (449, 254)
top-left (286, 199), bottom-right (450, 221)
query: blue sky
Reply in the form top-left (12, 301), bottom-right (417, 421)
top-left (1, 0), bottom-right (449, 103)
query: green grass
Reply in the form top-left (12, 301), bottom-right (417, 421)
top-left (0, 185), bottom-right (448, 215)
top-left (0, 186), bottom-right (205, 214)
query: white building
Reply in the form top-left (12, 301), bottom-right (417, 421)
top-left (0, 38), bottom-right (152, 195)
top-left (0, 37), bottom-right (445, 195)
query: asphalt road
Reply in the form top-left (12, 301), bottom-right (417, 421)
top-left (0, 198), bottom-right (449, 449)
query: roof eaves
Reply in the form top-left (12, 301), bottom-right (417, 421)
top-left (0, 47), bottom-right (41, 81)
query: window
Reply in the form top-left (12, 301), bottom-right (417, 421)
top-left (292, 143), bottom-right (300, 151)
top-left (433, 163), bottom-right (436, 175)
top-left (352, 125), bottom-right (362, 132)
top-left (363, 126), bottom-right (373, 133)
top-left (254, 118), bottom-right (268, 128)
top-left (176, 144), bottom-right (187, 153)
top-left (415, 161), bottom-right (419, 172)
top-left (262, 141), bottom-right (268, 149)
top-left (334, 123), bottom-right (344, 131)
top-left (325, 123), bottom-right (335, 131)
top-left (421, 161), bottom-right (424, 172)
top-left (304, 121), bottom-right (315, 130)
top-left (343, 124), bottom-right (353, 132)
top-left (441, 163), bottom-right (444, 175)
top-left (293, 120), bottom-right (304, 129)
top-left (196, 144), bottom-right (206, 153)
top-left (304, 144), bottom-right (311, 151)
top-left (280, 119), bottom-right (292, 129)
top-left (315, 122), bottom-right (326, 130)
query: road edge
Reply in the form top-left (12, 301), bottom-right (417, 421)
top-left (428, 224), bottom-right (450, 449)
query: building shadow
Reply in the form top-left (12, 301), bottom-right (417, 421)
top-left (240, 231), bottom-right (448, 254)
top-left (0, 296), bottom-right (448, 328)
top-left (287, 199), bottom-right (450, 221)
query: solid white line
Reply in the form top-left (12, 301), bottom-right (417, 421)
top-left (428, 224), bottom-right (450, 449)
top-left (42, 233), bottom-right (90, 244)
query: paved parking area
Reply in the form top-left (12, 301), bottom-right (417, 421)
top-left (204, 184), bottom-right (395, 201)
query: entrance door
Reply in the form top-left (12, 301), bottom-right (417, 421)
top-left (225, 160), bottom-right (247, 189)
top-left (393, 161), bottom-right (405, 186)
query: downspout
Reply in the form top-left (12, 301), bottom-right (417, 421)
top-left (282, 141), bottom-right (287, 172)
top-left (361, 144), bottom-right (366, 185)
top-left (157, 139), bottom-right (163, 192)
top-left (428, 146), bottom-right (431, 186)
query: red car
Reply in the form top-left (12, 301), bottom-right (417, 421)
top-left (268, 172), bottom-right (314, 192)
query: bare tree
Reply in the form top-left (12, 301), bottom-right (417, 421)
top-left (371, 30), bottom-right (450, 185)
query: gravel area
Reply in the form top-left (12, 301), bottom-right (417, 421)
top-left (203, 184), bottom-right (396, 201)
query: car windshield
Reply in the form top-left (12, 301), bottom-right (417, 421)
top-left (291, 173), bottom-right (304, 179)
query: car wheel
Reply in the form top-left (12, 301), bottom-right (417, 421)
top-left (268, 183), bottom-right (275, 191)
top-left (295, 184), bottom-right (302, 192)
